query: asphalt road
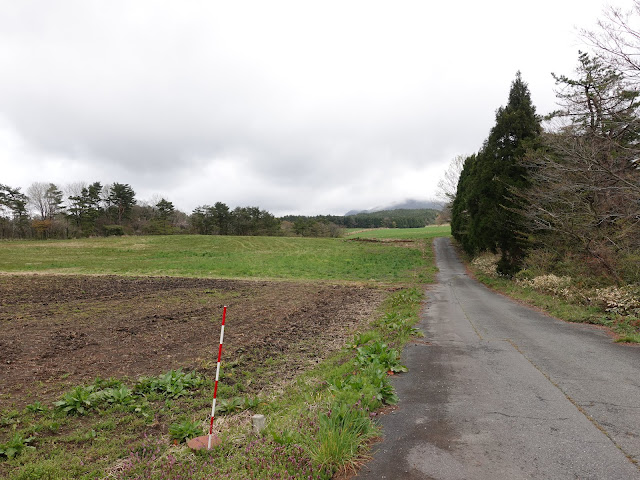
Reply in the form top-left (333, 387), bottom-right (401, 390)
top-left (356, 237), bottom-right (640, 480)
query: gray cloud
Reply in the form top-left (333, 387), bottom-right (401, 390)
top-left (0, 0), bottom-right (613, 215)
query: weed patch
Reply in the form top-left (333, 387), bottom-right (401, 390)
top-left (103, 286), bottom-right (424, 479)
top-left (135, 370), bottom-right (205, 400)
top-left (0, 434), bottom-right (35, 460)
top-left (168, 420), bottom-right (202, 444)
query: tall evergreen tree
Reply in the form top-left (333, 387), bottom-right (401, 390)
top-left (452, 72), bottom-right (541, 274)
top-left (213, 202), bottom-right (231, 235)
top-left (67, 182), bottom-right (104, 236)
top-left (451, 153), bottom-right (478, 254)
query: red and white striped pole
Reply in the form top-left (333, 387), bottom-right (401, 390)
top-left (208, 305), bottom-right (227, 450)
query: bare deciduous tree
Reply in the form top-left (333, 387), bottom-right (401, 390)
top-left (436, 154), bottom-right (466, 224)
top-left (437, 154), bottom-right (466, 202)
top-left (583, 1), bottom-right (640, 80)
top-left (519, 52), bottom-right (640, 282)
top-left (27, 182), bottom-right (64, 220)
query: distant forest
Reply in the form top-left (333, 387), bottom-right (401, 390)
top-left (282, 208), bottom-right (439, 235)
top-left (0, 181), bottom-right (440, 240)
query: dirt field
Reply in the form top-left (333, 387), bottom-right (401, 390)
top-left (0, 275), bottom-right (388, 409)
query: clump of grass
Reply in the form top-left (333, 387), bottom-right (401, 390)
top-left (616, 333), bottom-right (640, 343)
top-left (306, 403), bottom-right (378, 473)
top-left (347, 331), bottom-right (380, 349)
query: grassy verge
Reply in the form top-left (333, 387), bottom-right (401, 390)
top-left (0, 288), bottom-right (425, 479)
top-left (468, 252), bottom-right (640, 343)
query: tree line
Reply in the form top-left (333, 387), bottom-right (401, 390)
top-left (0, 181), bottom-right (283, 239)
top-left (0, 180), bottom-right (441, 239)
top-left (0, 177), bottom-right (441, 240)
top-left (282, 208), bottom-right (439, 236)
top-left (450, 2), bottom-right (640, 283)
top-left (0, 181), bottom-right (186, 239)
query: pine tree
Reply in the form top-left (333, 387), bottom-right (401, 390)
top-left (108, 183), bottom-right (136, 225)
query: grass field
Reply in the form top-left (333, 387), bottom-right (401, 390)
top-left (0, 234), bottom-right (440, 284)
top-left (0, 231), bottom-right (451, 479)
top-left (344, 225), bottom-right (451, 240)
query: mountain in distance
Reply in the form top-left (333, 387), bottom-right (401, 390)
top-left (344, 198), bottom-right (443, 216)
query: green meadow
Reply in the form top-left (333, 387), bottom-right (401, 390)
top-left (344, 224), bottom-right (451, 240)
top-left (0, 231), bottom-right (447, 284)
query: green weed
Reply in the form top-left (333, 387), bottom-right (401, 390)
top-left (270, 428), bottom-right (298, 446)
top-left (92, 376), bottom-right (124, 389)
top-left (355, 341), bottom-right (408, 373)
top-left (390, 287), bottom-right (422, 307)
top-left (53, 385), bottom-right (96, 415)
top-left (328, 365), bottom-right (397, 408)
top-left (101, 385), bottom-right (134, 405)
top-left (0, 433), bottom-right (35, 460)
top-left (215, 396), bottom-right (246, 415)
top-left (382, 312), bottom-right (423, 337)
top-left (135, 369), bottom-right (205, 399)
top-left (0, 410), bottom-right (20, 427)
top-left (244, 396), bottom-right (262, 411)
top-left (24, 402), bottom-right (48, 415)
top-left (168, 419), bottom-right (202, 444)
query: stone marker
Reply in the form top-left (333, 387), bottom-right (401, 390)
top-left (252, 414), bottom-right (266, 434)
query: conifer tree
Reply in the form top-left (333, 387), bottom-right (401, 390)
top-left (452, 72), bottom-right (541, 274)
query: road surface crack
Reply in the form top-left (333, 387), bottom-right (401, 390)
top-left (505, 339), bottom-right (639, 469)
top-left (489, 411), bottom-right (571, 421)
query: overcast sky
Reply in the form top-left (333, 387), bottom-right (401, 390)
top-left (0, 0), bottom-right (627, 215)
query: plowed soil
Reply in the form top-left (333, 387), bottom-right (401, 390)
top-left (0, 275), bottom-right (387, 409)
